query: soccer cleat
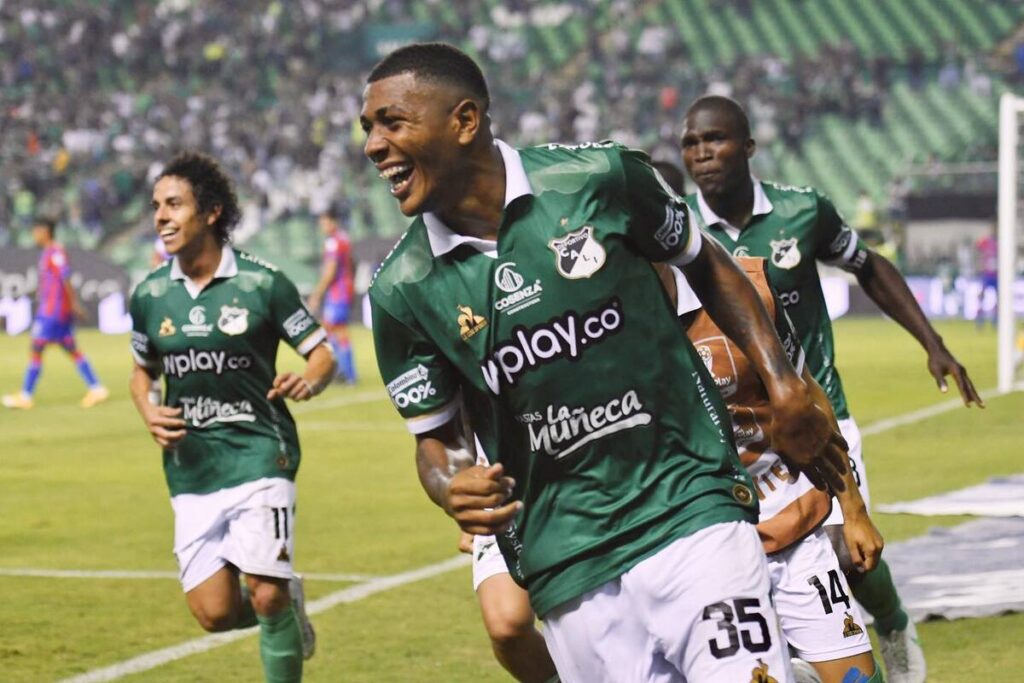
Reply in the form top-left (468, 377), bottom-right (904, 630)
top-left (289, 574), bottom-right (316, 660)
top-left (790, 658), bottom-right (822, 683)
top-left (1, 392), bottom-right (33, 409)
top-left (80, 386), bottom-right (110, 408)
top-left (879, 620), bottom-right (926, 683)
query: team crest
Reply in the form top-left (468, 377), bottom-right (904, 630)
top-left (749, 658), bottom-right (777, 683)
top-left (732, 245), bottom-right (751, 258)
top-left (843, 612), bottom-right (864, 638)
top-left (158, 317), bottom-right (176, 337)
top-left (217, 306), bottom-right (249, 336)
top-left (457, 304), bottom-right (487, 341)
top-left (769, 238), bottom-right (801, 269)
top-left (549, 225), bottom-right (606, 279)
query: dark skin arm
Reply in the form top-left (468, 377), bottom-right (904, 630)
top-left (855, 250), bottom-right (983, 406)
top-left (681, 238), bottom-right (847, 491)
top-left (415, 419), bottom-right (521, 535)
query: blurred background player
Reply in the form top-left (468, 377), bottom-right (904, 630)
top-left (974, 223), bottom-right (998, 329)
top-left (679, 94), bottom-right (983, 683)
top-left (129, 152), bottom-right (335, 683)
top-left (2, 217), bottom-right (108, 410)
top-left (308, 205), bottom-right (357, 384)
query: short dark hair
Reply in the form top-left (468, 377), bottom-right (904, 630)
top-left (158, 152), bottom-right (241, 244)
top-left (685, 95), bottom-right (751, 140)
top-left (33, 216), bottom-right (57, 236)
top-left (368, 42), bottom-right (490, 111)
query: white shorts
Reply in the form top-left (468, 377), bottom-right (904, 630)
top-left (768, 527), bottom-right (872, 662)
top-left (824, 417), bottom-right (870, 526)
top-left (542, 521), bottom-right (792, 683)
top-left (171, 477), bottom-right (296, 593)
top-left (472, 534), bottom-right (509, 591)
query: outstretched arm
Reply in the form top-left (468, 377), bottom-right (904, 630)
top-left (415, 420), bottom-right (520, 535)
top-left (856, 250), bottom-right (982, 406)
top-left (681, 239), bottom-right (847, 491)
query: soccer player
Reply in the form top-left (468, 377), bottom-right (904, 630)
top-left (308, 205), bottom-right (357, 383)
top-left (679, 94), bottom-right (983, 683)
top-left (364, 43), bottom-right (847, 681)
top-left (2, 217), bottom-right (109, 410)
top-left (128, 152), bottom-right (335, 683)
top-left (667, 260), bottom-right (884, 683)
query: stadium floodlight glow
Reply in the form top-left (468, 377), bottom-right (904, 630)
top-left (997, 93), bottom-right (1024, 393)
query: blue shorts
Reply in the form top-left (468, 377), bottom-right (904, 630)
top-left (322, 300), bottom-right (350, 326)
top-left (32, 317), bottom-right (74, 343)
top-left (980, 272), bottom-right (997, 290)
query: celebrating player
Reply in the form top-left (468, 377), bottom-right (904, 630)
top-left (679, 94), bottom-right (983, 683)
top-left (2, 217), bottom-right (109, 410)
top-left (128, 152), bottom-right (335, 683)
top-left (364, 43), bottom-right (847, 682)
top-left (308, 205), bottom-right (357, 383)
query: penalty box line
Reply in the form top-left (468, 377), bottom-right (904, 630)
top-left (50, 384), bottom-right (1022, 682)
top-left (57, 555), bottom-right (470, 683)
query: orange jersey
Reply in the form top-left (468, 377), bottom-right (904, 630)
top-left (684, 258), bottom-right (830, 553)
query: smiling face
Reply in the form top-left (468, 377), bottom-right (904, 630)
top-left (360, 72), bottom-right (471, 217)
top-left (680, 106), bottom-right (754, 200)
top-left (152, 175), bottom-right (219, 257)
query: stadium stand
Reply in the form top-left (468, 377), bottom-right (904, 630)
top-left (2, 0), bottom-right (1023, 281)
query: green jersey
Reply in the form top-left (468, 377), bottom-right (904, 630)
top-left (371, 140), bottom-right (756, 617)
top-left (687, 180), bottom-right (868, 420)
top-left (129, 246), bottom-right (326, 497)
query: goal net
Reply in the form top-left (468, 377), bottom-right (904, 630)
top-left (997, 93), bottom-right (1024, 393)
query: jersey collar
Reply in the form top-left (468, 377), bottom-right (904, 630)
top-left (696, 176), bottom-right (773, 240)
top-left (169, 244), bottom-right (238, 298)
top-left (423, 139), bottom-right (533, 260)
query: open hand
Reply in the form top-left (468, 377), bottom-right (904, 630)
top-left (928, 346), bottom-right (983, 407)
top-left (771, 385), bottom-right (848, 493)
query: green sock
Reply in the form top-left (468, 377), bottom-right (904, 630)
top-left (236, 584), bottom-right (258, 629)
top-left (849, 559), bottom-right (909, 636)
top-left (257, 606), bottom-right (303, 683)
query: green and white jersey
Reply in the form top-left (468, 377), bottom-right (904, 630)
top-left (687, 180), bottom-right (868, 420)
top-left (129, 246), bottom-right (327, 497)
top-left (371, 140), bottom-right (757, 617)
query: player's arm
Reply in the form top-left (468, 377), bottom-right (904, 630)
top-left (129, 363), bottom-right (186, 448)
top-left (415, 419), bottom-right (520, 535)
top-left (308, 252), bottom-right (338, 313)
top-left (267, 341), bottom-right (336, 402)
top-left (62, 278), bottom-right (88, 321)
top-left (682, 238), bottom-right (847, 491)
top-left (803, 365), bottom-right (883, 573)
top-left (816, 194), bottom-right (982, 406)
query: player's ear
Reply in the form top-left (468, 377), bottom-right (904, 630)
top-left (452, 99), bottom-right (481, 146)
top-left (745, 137), bottom-right (756, 160)
top-left (206, 204), bottom-right (223, 227)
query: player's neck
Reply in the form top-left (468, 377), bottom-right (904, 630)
top-left (705, 177), bottom-right (755, 231)
top-left (176, 237), bottom-right (224, 288)
top-left (435, 144), bottom-right (506, 241)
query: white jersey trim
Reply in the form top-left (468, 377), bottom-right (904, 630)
top-left (819, 227), bottom-right (862, 267)
top-left (404, 398), bottom-right (460, 435)
top-left (666, 220), bottom-right (704, 267)
top-left (296, 327), bottom-right (328, 356)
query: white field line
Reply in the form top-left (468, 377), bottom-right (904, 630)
top-left (57, 555), bottom-right (470, 683)
top-left (0, 568), bottom-right (378, 582)
top-left (43, 385), bottom-right (1024, 682)
top-left (289, 389), bottom-right (387, 415)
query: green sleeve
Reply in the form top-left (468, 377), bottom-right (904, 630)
top-left (128, 288), bottom-right (159, 370)
top-left (269, 270), bottom-right (327, 356)
top-left (371, 291), bottom-right (462, 434)
top-left (814, 191), bottom-right (869, 271)
top-left (619, 148), bottom-right (702, 265)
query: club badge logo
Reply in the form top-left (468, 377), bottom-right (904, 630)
top-left (769, 238), bottom-right (801, 270)
top-left (217, 306), bottom-right (249, 336)
top-left (549, 225), bottom-right (606, 279)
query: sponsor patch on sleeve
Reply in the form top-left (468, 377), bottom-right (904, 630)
top-left (283, 308), bottom-right (316, 338)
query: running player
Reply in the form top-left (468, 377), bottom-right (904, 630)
top-left (666, 260), bottom-right (884, 683)
top-left (2, 217), bottom-right (108, 410)
top-left (364, 43), bottom-right (847, 682)
top-left (308, 205), bottom-right (357, 383)
top-left (679, 94), bottom-right (983, 683)
top-left (129, 152), bottom-right (334, 682)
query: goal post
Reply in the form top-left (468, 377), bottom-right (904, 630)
top-left (997, 93), bottom-right (1023, 393)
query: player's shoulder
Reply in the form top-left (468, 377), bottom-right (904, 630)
top-left (519, 140), bottom-right (636, 193)
top-left (368, 219), bottom-right (434, 302)
top-left (235, 248), bottom-right (280, 274)
top-left (759, 179), bottom-right (834, 218)
top-left (132, 259), bottom-right (172, 301)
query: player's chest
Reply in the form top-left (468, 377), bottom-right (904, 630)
top-left (148, 287), bottom-right (268, 355)
top-left (718, 222), bottom-right (816, 289)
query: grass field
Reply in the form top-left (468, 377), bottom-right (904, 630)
top-left (1, 318), bottom-right (1021, 682)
